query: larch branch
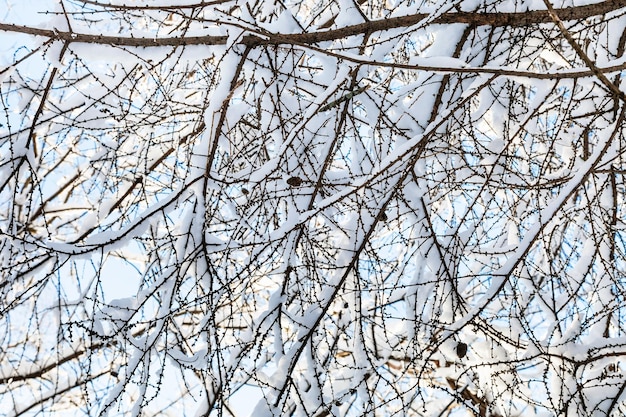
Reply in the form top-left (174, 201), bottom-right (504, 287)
top-left (0, 0), bottom-right (623, 48)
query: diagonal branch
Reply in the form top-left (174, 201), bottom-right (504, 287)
top-left (543, 0), bottom-right (626, 103)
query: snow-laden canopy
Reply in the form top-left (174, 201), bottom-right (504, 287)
top-left (1, 0), bottom-right (626, 416)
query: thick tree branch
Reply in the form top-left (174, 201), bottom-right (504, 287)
top-left (0, 1), bottom-right (623, 48)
